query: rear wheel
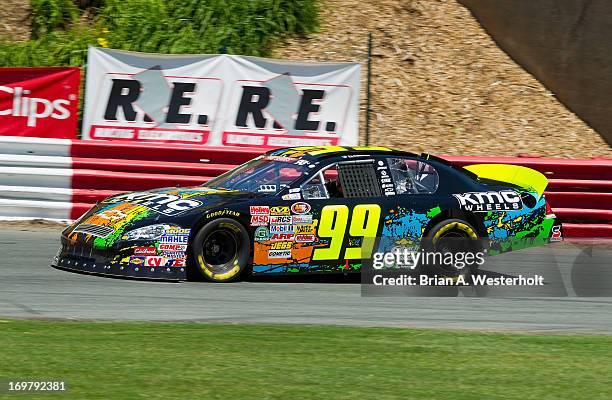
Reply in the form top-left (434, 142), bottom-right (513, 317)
top-left (191, 218), bottom-right (250, 282)
top-left (421, 218), bottom-right (481, 279)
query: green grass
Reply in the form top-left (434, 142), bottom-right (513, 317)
top-left (0, 0), bottom-right (319, 67)
top-left (1, 319), bottom-right (611, 399)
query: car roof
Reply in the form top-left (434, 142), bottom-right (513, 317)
top-left (264, 146), bottom-right (478, 181)
top-left (266, 146), bottom-right (419, 161)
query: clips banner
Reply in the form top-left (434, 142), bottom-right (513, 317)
top-left (0, 67), bottom-right (80, 139)
top-left (83, 47), bottom-right (361, 147)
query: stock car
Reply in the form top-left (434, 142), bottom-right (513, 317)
top-left (53, 146), bottom-right (562, 282)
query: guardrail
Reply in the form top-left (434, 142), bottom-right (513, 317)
top-left (1, 136), bottom-right (610, 237)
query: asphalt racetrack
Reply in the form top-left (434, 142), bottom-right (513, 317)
top-left (2, 228), bottom-right (612, 333)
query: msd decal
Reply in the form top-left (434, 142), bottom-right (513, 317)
top-left (453, 190), bottom-right (523, 212)
top-left (250, 215), bottom-right (269, 226)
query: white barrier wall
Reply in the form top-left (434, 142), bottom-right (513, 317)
top-left (0, 137), bottom-right (73, 221)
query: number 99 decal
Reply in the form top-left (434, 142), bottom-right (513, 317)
top-left (313, 204), bottom-right (381, 261)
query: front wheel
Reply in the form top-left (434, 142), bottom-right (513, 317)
top-left (191, 218), bottom-right (250, 282)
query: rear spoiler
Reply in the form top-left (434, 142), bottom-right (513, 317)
top-left (463, 164), bottom-right (548, 199)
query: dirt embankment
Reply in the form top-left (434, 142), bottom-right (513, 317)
top-left (274, 0), bottom-right (612, 158)
top-left (1, 0), bottom-right (610, 158)
top-left (0, 0), bottom-right (31, 42)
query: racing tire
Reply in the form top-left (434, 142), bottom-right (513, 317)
top-left (420, 218), bottom-right (482, 280)
top-left (191, 218), bottom-right (250, 282)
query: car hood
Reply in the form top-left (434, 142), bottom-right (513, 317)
top-left (65, 186), bottom-right (263, 248)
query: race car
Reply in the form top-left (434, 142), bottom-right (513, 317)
top-left (52, 146), bottom-right (562, 282)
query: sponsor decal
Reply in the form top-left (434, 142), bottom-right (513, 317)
top-left (270, 224), bottom-right (294, 234)
top-left (270, 215), bottom-right (292, 224)
top-left (551, 225), bottom-right (563, 241)
top-left (206, 209), bottom-right (240, 219)
top-left (108, 192), bottom-right (202, 216)
top-left (145, 256), bottom-right (185, 268)
top-left (250, 215), bottom-right (270, 226)
top-left (164, 228), bottom-right (190, 234)
top-left (295, 234), bottom-right (316, 243)
top-left (160, 233), bottom-right (189, 244)
top-left (270, 241), bottom-right (293, 250)
top-left (294, 224), bottom-right (315, 234)
top-left (282, 193), bottom-right (301, 201)
top-left (134, 246), bottom-right (157, 256)
top-left (258, 184), bottom-right (277, 193)
top-left (263, 156), bottom-right (295, 163)
top-left (291, 202), bottom-right (311, 214)
top-left (268, 249), bottom-right (292, 258)
top-left (129, 256), bottom-right (146, 267)
top-left (250, 206), bottom-right (270, 215)
top-left (96, 209), bottom-right (127, 221)
top-left (292, 214), bottom-right (313, 224)
top-left (166, 258), bottom-right (186, 267)
top-left (145, 256), bottom-right (166, 267)
top-left (162, 251), bottom-right (186, 259)
top-left (270, 206), bottom-right (291, 216)
top-left (270, 233), bottom-right (295, 241)
top-left (453, 190), bottom-right (524, 212)
top-left (378, 160), bottom-right (396, 196)
top-left (254, 226), bottom-right (270, 242)
top-left (159, 243), bottom-right (187, 252)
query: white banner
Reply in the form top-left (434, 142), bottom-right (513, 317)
top-left (83, 47), bottom-right (361, 147)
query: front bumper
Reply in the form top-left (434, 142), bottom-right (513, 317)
top-left (52, 241), bottom-right (187, 281)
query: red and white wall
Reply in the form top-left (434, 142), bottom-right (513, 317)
top-left (0, 136), bottom-right (611, 237)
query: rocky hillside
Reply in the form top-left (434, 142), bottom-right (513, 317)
top-left (0, 0), bottom-right (30, 42)
top-left (274, 0), bottom-right (612, 158)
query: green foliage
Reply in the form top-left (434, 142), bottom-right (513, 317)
top-left (0, 0), bottom-right (319, 67)
top-left (31, 0), bottom-right (80, 37)
top-left (0, 27), bottom-right (96, 66)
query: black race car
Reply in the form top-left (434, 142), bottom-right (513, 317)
top-left (53, 146), bottom-right (562, 282)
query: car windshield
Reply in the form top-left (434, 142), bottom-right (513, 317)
top-left (205, 155), bottom-right (307, 194)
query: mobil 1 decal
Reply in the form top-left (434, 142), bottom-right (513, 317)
top-left (453, 190), bottom-right (524, 212)
top-left (223, 74), bottom-right (352, 148)
top-left (313, 204), bottom-right (382, 261)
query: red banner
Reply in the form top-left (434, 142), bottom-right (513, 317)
top-left (0, 67), bottom-right (80, 139)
